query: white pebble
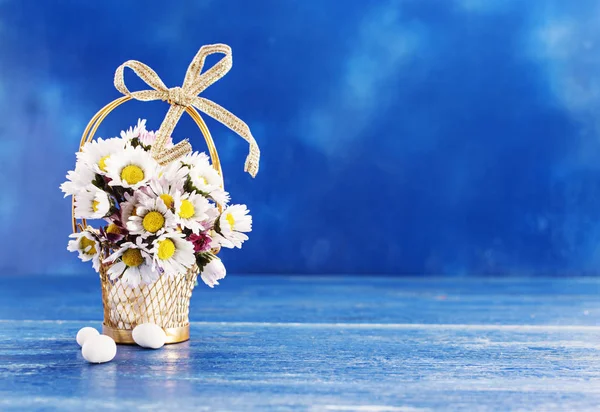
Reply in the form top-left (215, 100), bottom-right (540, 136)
top-left (76, 327), bottom-right (99, 347)
top-left (132, 323), bottom-right (167, 349)
top-left (82, 335), bottom-right (117, 363)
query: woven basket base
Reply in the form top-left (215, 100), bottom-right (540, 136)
top-left (102, 323), bottom-right (190, 345)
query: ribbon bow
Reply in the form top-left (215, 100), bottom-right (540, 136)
top-left (114, 43), bottom-right (260, 177)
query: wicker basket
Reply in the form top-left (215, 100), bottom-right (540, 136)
top-left (69, 44), bottom-right (259, 344)
top-left (100, 262), bottom-right (198, 344)
top-left (71, 96), bottom-right (223, 344)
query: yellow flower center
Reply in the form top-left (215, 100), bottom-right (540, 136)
top-left (120, 165), bottom-right (145, 185)
top-left (157, 239), bottom-right (175, 260)
top-left (98, 155), bottom-right (110, 172)
top-left (225, 213), bottom-right (235, 229)
top-left (178, 199), bottom-right (195, 219)
top-left (92, 200), bottom-right (100, 212)
top-left (79, 236), bottom-right (97, 255)
top-left (106, 223), bottom-right (121, 235)
top-left (159, 194), bottom-right (174, 209)
top-left (122, 248), bottom-right (143, 267)
top-left (142, 211), bottom-right (165, 233)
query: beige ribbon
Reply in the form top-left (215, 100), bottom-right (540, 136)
top-left (114, 43), bottom-right (260, 177)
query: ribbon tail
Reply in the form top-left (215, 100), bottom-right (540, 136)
top-left (193, 97), bottom-right (260, 177)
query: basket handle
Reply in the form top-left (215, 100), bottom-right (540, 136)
top-left (71, 95), bottom-right (223, 233)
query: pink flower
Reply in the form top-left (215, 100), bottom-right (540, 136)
top-left (188, 232), bottom-right (212, 253)
top-left (139, 130), bottom-right (173, 148)
top-left (139, 130), bottom-right (156, 146)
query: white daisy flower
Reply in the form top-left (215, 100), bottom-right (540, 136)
top-left (182, 152), bottom-right (228, 205)
top-left (74, 186), bottom-right (112, 219)
top-left (183, 152), bottom-right (222, 192)
top-left (144, 170), bottom-right (186, 211)
top-left (200, 257), bottom-right (226, 288)
top-left (120, 118), bottom-right (147, 142)
top-left (159, 160), bottom-right (189, 185)
top-left (208, 188), bottom-right (230, 206)
top-left (67, 229), bottom-right (101, 271)
top-left (104, 237), bottom-right (156, 288)
top-left (182, 151), bottom-right (210, 170)
top-left (216, 204), bottom-right (252, 249)
top-left (151, 232), bottom-right (196, 276)
top-left (127, 196), bottom-right (177, 238)
top-left (60, 160), bottom-right (95, 197)
top-left (78, 137), bottom-right (126, 175)
top-left (105, 146), bottom-right (157, 189)
top-left (174, 191), bottom-right (210, 234)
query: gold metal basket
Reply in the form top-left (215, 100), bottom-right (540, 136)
top-left (72, 96), bottom-right (223, 344)
top-left (99, 262), bottom-right (198, 344)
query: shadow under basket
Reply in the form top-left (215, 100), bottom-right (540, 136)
top-left (99, 262), bottom-right (198, 344)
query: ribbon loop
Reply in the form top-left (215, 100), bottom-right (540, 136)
top-left (113, 43), bottom-right (260, 177)
top-left (114, 60), bottom-right (168, 100)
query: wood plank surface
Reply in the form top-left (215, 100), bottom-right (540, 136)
top-left (1, 276), bottom-right (600, 411)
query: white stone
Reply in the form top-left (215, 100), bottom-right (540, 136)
top-left (81, 335), bottom-right (117, 363)
top-left (132, 323), bottom-right (167, 349)
top-left (76, 327), bottom-right (99, 347)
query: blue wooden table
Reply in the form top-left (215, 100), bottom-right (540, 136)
top-left (1, 275), bottom-right (600, 411)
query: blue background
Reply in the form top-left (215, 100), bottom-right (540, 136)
top-left (1, 0), bottom-right (600, 276)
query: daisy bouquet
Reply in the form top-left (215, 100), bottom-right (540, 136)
top-left (61, 118), bottom-right (251, 288)
top-left (61, 44), bottom-right (260, 343)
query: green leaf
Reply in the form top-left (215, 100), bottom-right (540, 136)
top-left (195, 252), bottom-right (215, 272)
top-left (129, 137), bottom-right (151, 151)
top-left (92, 174), bottom-right (105, 190)
top-left (214, 215), bottom-right (223, 235)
